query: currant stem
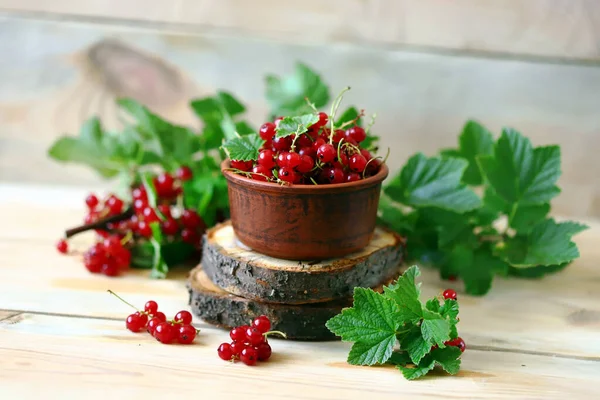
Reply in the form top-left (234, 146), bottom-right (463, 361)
top-left (120, 231), bottom-right (133, 246)
top-left (65, 207), bottom-right (134, 238)
top-left (328, 86), bottom-right (351, 145)
top-left (107, 289), bottom-right (140, 312)
top-left (263, 330), bottom-right (287, 339)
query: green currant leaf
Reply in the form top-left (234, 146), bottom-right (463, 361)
top-left (275, 113), bottom-right (319, 138)
top-left (221, 134), bottom-right (264, 161)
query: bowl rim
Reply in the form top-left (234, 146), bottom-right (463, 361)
top-left (220, 159), bottom-right (389, 194)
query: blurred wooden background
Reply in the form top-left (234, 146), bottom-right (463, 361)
top-left (0, 1), bottom-right (599, 218)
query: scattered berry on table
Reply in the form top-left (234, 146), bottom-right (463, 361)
top-left (56, 239), bottom-right (68, 254)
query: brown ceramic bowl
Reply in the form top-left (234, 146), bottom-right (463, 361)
top-left (221, 160), bottom-right (389, 260)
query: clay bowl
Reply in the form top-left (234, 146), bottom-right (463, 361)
top-left (221, 159), bottom-right (389, 260)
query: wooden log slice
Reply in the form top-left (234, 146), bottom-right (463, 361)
top-left (201, 221), bottom-right (405, 304)
top-left (187, 266), bottom-right (395, 341)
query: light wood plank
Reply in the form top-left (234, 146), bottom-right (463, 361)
top-left (1, 313), bottom-right (598, 399)
top-left (0, 18), bottom-right (599, 217)
top-left (0, 310), bottom-right (19, 320)
top-left (0, 0), bottom-right (599, 60)
top-left (0, 184), bottom-right (599, 359)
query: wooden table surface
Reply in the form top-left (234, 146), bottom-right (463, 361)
top-left (1, 182), bottom-right (599, 399)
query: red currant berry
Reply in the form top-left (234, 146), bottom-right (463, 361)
top-left (296, 134), bottom-right (312, 149)
top-left (83, 243), bottom-right (106, 273)
top-left (154, 322), bottom-right (176, 344)
top-left (251, 165), bottom-right (272, 181)
top-left (331, 129), bottom-right (345, 144)
top-left (84, 212), bottom-right (97, 224)
top-left (321, 167), bottom-right (345, 184)
top-left (285, 152), bottom-right (302, 169)
top-left (230, 160), bottom-right (253, 171)
top-left (333, 152), bottom-right (348, 169)
top-left (346, 172), bottom-right (361, 182)
top-left (315, 112), bottom-right (328, 128)
top-left (178, 324), bottom-right (197, 344)
top-left (132, 186), bottom-right (147, 201)
top-left (137, 220), bottom-right (152, 238)
top-left (259, 122), bottom-right (276, 140)
top-left (56, 239), bottom-right (68, 254)
top-left (133, 198), bottom-right (147, 214)
top-left (157, 204), bottom-right (172, 218)
top-left (176, 165), bottom-right (193, 181)
top-left (230, 326), bottom-right (248, 342)
top-left (218, 343), bottom-right (234, 361)
top-left (317, 143), bottom-right (336, 163)
top-left (101, 261), bottom-right (119, 277)
top-left (85, 194), bottom-right (99, 210)
top-left (443, 289), bottom-right (457, 301)
top-left (252, 316), bottom-right (271, 333)
top-left (181, 229), bottom-right (199, 246)
top-left (147, 317), bottom-right (161, 335)
top-left (455, 337), bottom-right (466, 353)
top-left (272, 136), bottom-right (292, 152)
top-left (144, 300), bottom-right (159, 315)
top-left (277, 152), bottom-right (290, 168)
top-left (126, 313), bottom-right (145, 332)
top-left (154, 312), bottom-right (167, 322)
top-left (102, 235), bottom-right (122, 254)
top-left (312, 137), bottom-right (326, 151)
top-left (256, 342), bottom-right (272, 361)
top-left (161, 218), bottom-right (179, 235)
top-left (105, 195), bottom-right (124, 215)
top-left (230, 341), bottom-right (247, 356)
top-left (258, 149), bottom-right (276, 169)
top-left (136, 311), bottom-right (148, 326)
top-left (181, 209), bottom-right (203, 229)
top-left (154, 173), bottom-right (175, 197)
top-left (349, 154), bottom-right (367, 173)
top-left (344, 137), bottom-right (358, 147)
top-left (345, 126), bottom-right (366, 143)
top-left (174, 310), bottom-right (193, 325)
top-left (360, 149), bottom-right (372, 160)
top-left (298, 146), bottom-right (317, 159)
top-left (240, 347), bottom-right (258, 366)
top-left (274, 116), bottom-right (284, 126)
top-left (142, 206), bottom-right (159, 223)
top-left (296, 154), bottom-right (315, 174)
top-left (278, 167), bottom-right (297, 183)
top-left (245, 327), bottom-right (264, 346)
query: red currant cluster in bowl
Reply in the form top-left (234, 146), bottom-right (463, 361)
top-left (231, 112), bottom-right (383, 185)
top-left (112, 292), bottom-right (198, 345)
top-left (217, 315), bottom-right (285, 366)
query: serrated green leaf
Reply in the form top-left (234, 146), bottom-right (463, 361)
top-left (444, 120), bottom-right (494, 185)
top-left (399, 326), bottom-right (431, 365)
top-left (421, 310), bottom-right (451, 347)
top-left (496, 218), bottom-right (588, 267)
top-left (347, 336), bottom-right (397, 366)
top-left (397, 358), bottom-right (436, 380)
top-left (377, 196), bottom-right (418, 234)
top-left (149, 222), bottom-right (168, 279)
top-left (336, 106), bottom-right (363, 127)
top-left (477, 128), bottom-right (561, 206)
top-left (265, 62), bottom-right (330, 116)
top-left (509, 203), bottom-right (550, 234)
top-left (383, 265), bottom-right (423, 323)
top-left (508, 263), bottom-right (569, 278)
top-left (395, 347), bottom-right (462, 380)
top-left (275, 113), bottom-right (319, 138)
top-left (384, 153), bottom-right (482, 213)
top-left (325, 288), bottom-right (401, 347)
top-left (425, 298), bottom-right (441, 313)
top-left (221, 134), bottom-right (264, 161)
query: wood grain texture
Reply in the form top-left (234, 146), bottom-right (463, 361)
top-left (1, 312), bottom-right (599, 399)
top-left (0, 184), bottom-right (599, 361)
top-left (0, 17), bottom-right (598, 217)
top-left (201, 222), bottom-right (403, 304)
top-left (1, 0), bottom-right (599, 60)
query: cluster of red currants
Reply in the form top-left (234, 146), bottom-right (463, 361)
top-left (217, 315), bottom-right (281, 366)
top-left (55, 166), bottom-right (206, 277)
top-left (119, 295), bottom-right (198, 345)
top-left (231, 112), bottom-right (383, 184)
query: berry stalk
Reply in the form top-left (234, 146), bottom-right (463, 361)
top-left (65, 207), bottom-right (134, 238)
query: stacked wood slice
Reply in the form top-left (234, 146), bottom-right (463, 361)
top-left (187, 221), bottom-right (405, 340)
